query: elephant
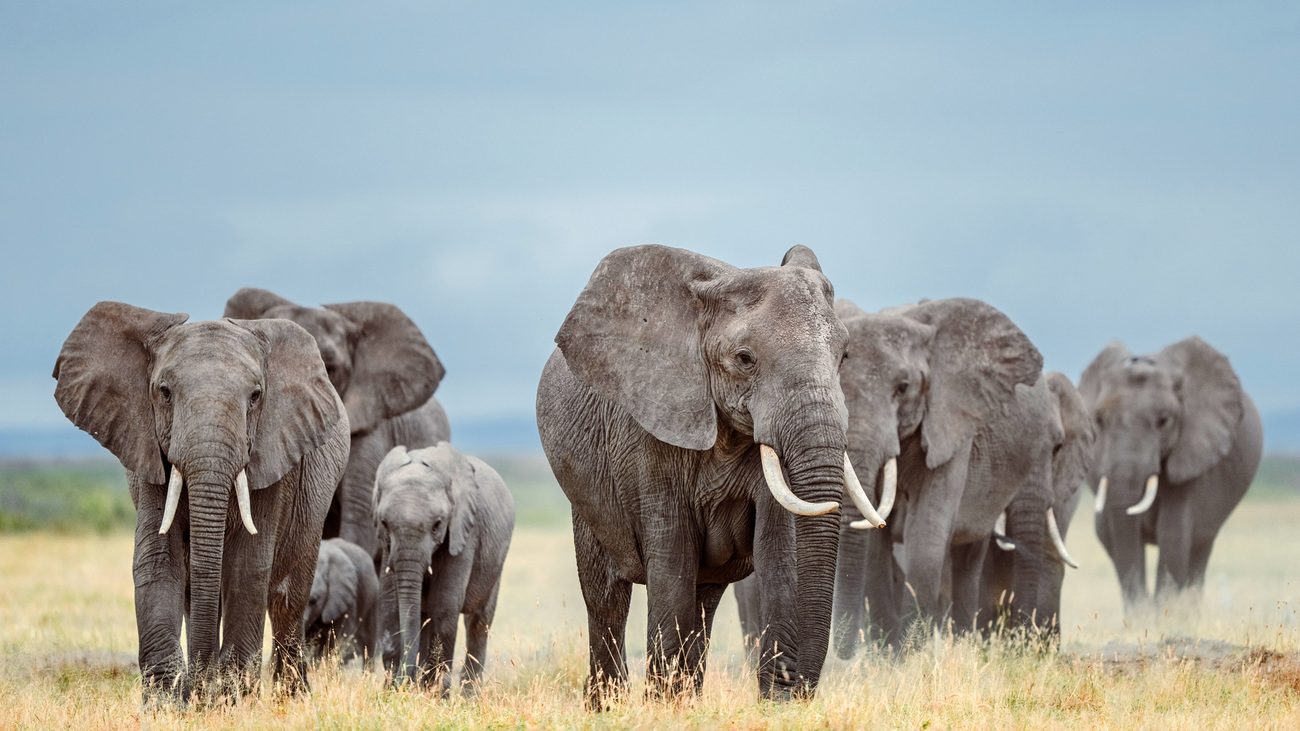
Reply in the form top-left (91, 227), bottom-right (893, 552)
top-left (223, 288), bottom-right (449, 561)
top-left (372, 443), bottom-right (515, 695)
top-left (536, 245), bottom-right (888, 706)
top-left (978, 371), bottom-right (1096, 641)
top-left (826, 297), bottom-right (1046, 656)
top-left (1078, 337), bottom-right (1263, 614)
top-left (52, 302), bottom-right (349, 703)
top-left (304, 537), bottom-right (380, 665)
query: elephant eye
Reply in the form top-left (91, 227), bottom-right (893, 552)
top-left (1156, 413), bottom-right (1171, 428)
top-left (159, 384), bottom-right (171, 404)
top-left (249, 388), bottom-right (262, 410)
top-left (895, 382), bottom-right (909, 397)
top-left (734, 349), bottom-right (756, 371)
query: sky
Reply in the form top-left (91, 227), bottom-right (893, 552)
top-left (2, 1), bottom-right (1298, 452)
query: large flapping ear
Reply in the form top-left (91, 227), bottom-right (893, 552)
top-left (1046, 371), bottom-right (1097, 504)
top-left (1077, 340), bottom-right (1131, 411)
top-left (320, 543), bottom-right (358, 624)
top-left (323, 301), bottom-right (443, 434)
top-left (555, 245), bottom-right (733, 451)
top-left (446, 446), bottom-right (479, 557)
top-left (52, 302), bottom-right (189, 484)
top-left (781, 245), bottom-right (823, 272)
top-left (223, 287), bottom-right (297, 320)
top-left (1155, 336), bottom-right (1244, 484)
top-left (233, 318), bottom-right (345, 491)
top-left (905, 298), bottom-right (1043, 468)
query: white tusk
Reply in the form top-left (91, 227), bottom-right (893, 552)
top-left (1094, 476), bottom-right (1108, 513)
top-left (994, 512), bottom-right (1015, 551)
top-left (844, 453), bottom-right (886, 529)
top-left (1125, 475), bottom-right (1159, 516)
top-left (235, 469), bottom-right (257, 535)
top-left (759, 445), bottom-right (840, 516)
top-left (1046, 507), bottom-right (1079, 569)
top-left (427, 565), bottom-right (433, 575)
top-left (877, 458), bottom-right (897, 521)
top-left (158, 464), bottom-right (184, 535)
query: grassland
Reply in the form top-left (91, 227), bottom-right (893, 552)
top-left (2, 457), bottom-right (1299, 728)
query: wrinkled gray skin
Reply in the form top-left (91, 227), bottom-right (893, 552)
top-left (373, 443), bottom-right (515, 695)
top-left (824, 298), bottom-right (1043, 656)
top-left (305, 538), bottom-right (380, 665)
top-left (536, 245), bottom-right (850, 706)
top-left (53, 302), bottom-right (349, 704)
top-left (979, 372), bottom-right (1096, 641)
top-left (224, 289), bottom-right (449, 562)
top-left (1079, 337), bottom-right (1262, 614)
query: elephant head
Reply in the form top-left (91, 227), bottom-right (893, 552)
top-left (307, 539), bottom-right (361, 630)
top-left (53, 302), bottom-right (343, 675)
top-left (552, 244), bottom-right (859, 696)
top-left (372, 443), bottom-right (476, 682)
top-left (1078, 336), bottom-right (1245, 608)
top-left (224, 288), bottom-right (443, 435)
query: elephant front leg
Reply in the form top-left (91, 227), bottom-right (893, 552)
top-left (947, 540), bottom-right (989, 634)
top-left (751, 495), bottom-right (798, 701)
top-left (220, 524), bottom-right (277, 697)
top-left (132, 484), bottom-right (189, 707)
top-left (901, 441), bottom-right (972, 634)
top-left (643, 538), bottom-right (703, 700)
top-left (573, 511), bottom-right (633, 710)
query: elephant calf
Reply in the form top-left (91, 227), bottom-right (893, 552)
top-left (373, 443), bottom-right (515, 695)
top-left (305, 538), bottom-right (380, 665)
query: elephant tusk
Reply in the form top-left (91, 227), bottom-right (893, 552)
top-left (877, 457), bottom-right (897, 522)
top-left (1094, 476), bottom-right (1108, 513)
top-left (158, 464), bottom-right (184, 535)
top-left (993, 512), bottom-right (1015, 551)
top-left (1125, 475), bottom-right (1159, 516)
top-left (844, 453), bottom-right (886, 529)
top-left (235, 469), bottom-right (258, 535)
top-left (1046, 507), bottom-right (1079, 569)
top-left (759, 445), bottom-right (840, 517)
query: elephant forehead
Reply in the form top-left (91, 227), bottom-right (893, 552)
top-left (1101, 363), bottom-right (1179, 405)
top-left (728, 267), bottom-right (843, 345)
top-left (264, 305), bottom-right (351, 347)
top-left (156, 321), bottom-right (261, 375)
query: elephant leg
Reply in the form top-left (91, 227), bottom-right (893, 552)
top-left (731, 577), bottom-right (762, 668)
top-left (1155, 487), bottom-right (1194, 604)
top-left (686, 583), bottom-right (727, 693)
top-left (419, 609), bottom-right (459, 697)
top-left (130, 477), bottom-right (189, 705)
top-left (831, 508), bottom-right (870, 659)
top-left (1188, 539), bottom-right (1215, 595)
top-left (573, 510), bottom-right (632, 709)
top-left (219, 522), bottom-right (277, 696)
top-left (901, 441), bottom-right (972, 633)
top-left (644, 524), bottom-right (702, 699)
top-left (461, 581), bottom-right (500, 696)
top-left (863, 524), bottom-right (901, 649)
top-left (338, 428), bottom-right (391, 559)
top-left (948, 540), bottom-right (989, 635)
top-left (752, 494), bottom-right (798, 700)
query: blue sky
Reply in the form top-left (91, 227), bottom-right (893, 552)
top-left (2, 1), bottom-right (1298, 450)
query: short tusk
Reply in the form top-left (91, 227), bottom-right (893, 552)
top-left (1046, 507), bottom-right (1079, 569)
top-left (427, 565), bottom-right (432, 575)
top-left (1094, 476), bottom-right (1108, 513)
top-left (844, 453), bottom-right (886, 529)
top-left (993, 512), bottom-right (1015, 551)
top-left (235, 469), bottom-right (257, 535)
top-left (877, 458), bottom-right (897, 521)
top-left (158, 464), bottom-right (184, 535)
top-left (759, 445), bottom-right (840, 516)
top-left (1125, 475), bottom-right (1159, 516)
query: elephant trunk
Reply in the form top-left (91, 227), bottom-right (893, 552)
top-left (832, 439), bottom-right (890, 660)
top-left (393, 553), bottom-right (426, 683)
top-left (184, 463), bottom-right (238, 678)
top-left (1006, 486), bottom-right (1047, 630)
top-left (1098, 465), bottom-right (1153, 611)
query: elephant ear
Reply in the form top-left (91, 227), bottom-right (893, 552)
top-left (1077, 340), bottom-right (1131, 411)
top-left (1046, 371), bottom-right (1096, 505)
top-left (906, 298), bottom-right (1043, 469)
top-left (320, 544), bottom-right (358, 624)
top-left (223, 287), bottom-right (297, 320)
top-left (1155, 336), bottom-right (1244, 484)
top-left (234, 318), bottom-right (345, 491)
top-left (324, 301), bottom-right (444, 435)
top-left (447, 447), bottom-right (479, 557)
top-left (52, 302), bottom-right (189, 484)
top-left (555, 245), bottom-right (733, 451)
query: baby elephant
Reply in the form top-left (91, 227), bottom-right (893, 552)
top-left (374, 443), bottom-right (515, 694)
top-left (305, 538), bottom-right (380, 665)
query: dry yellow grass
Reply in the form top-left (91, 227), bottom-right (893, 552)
top-left (2, 496), bottom-right (1299, 729)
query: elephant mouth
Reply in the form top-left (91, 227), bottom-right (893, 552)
top-left (156, 463), bottom-right (258, 536)
top-left (1093, 474), bottom-right (1158, 516)
top-left (758, 445), bottom-right (888, 528)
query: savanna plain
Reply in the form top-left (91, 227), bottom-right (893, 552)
top-left (3, 457), bottom-right (1300, 729)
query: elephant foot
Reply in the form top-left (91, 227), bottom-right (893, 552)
top-left (584, 673), bottom-right (629, 712)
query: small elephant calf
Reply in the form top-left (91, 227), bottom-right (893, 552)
top-left (374, 442), bottom-right (515, 695)
top-left (305, 538), bottom-right (380, 665)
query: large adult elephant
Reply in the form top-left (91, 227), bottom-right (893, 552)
top-left (224, 289), bottom-right (448, 560)
top-left (827, 298), bottom-right (1043, 655)
top-left (536, 245), bottom-right (884, 706)
top-left (53, 302), bottom-right (349, 703)
top-left (979, 371), bottom-right (1095, 640)
top-left (1078, 337), bottom-right (1262, 613)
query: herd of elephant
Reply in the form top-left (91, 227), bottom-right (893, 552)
top-left (50, 244), bottom-right (1262, 710)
